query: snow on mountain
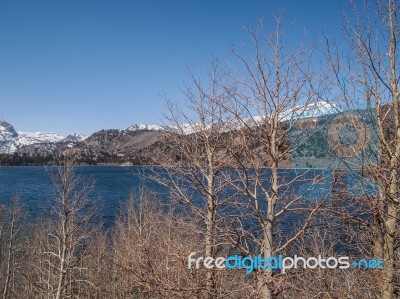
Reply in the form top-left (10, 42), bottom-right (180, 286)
top-left (0, 120), bottom-right (18, 139)
top-left (125, 101), bottom-right (340, 136)
top-left (173, 123), bottom-right (198, 134)
top-left (234, 101), bottom-right (340, 128)
top-left (126, 123), bottom-right (206, 135)
top-left (0, 120), bottom-right (20, 153)
top-left (126, 123), bottom-right (173, 132)
top-left (0, 119), bottom-right (86, 154)
top-left (279, 101), bottom-right (339, 121)
top-left (18, 131), bottom-right (66, 145)
top-left (61, 133), bottom-right (87, 143)
top-left (0, 101), bottom-right (340, 154)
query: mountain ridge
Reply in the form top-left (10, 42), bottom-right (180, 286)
top-left (0, 101), bottom-right (344, 165)
top-left (0, 120), bottom-right (87, 154)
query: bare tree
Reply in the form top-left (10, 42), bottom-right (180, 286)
top-left (112, 189), bottom-right (252, 299)
top-left (147, 60), bottom-right (237, 298)
top-left (324, 1), bottom-right (400, 297)
top-left (220, 17), bottom-right (327, 298)
top-left (0, 197), bottom-right (24, 299)
top-left (24, 164), bottom-right (96, 299)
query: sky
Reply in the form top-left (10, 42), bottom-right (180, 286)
top-left (0, 0), bottom-right (347, 136)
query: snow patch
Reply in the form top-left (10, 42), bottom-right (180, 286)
top-left (126, 123), bottom-right (172, 132)
top-left (17, 131), bottom-right (66, 145)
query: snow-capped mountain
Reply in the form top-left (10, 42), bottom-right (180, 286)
top-left (18, 131), bottom-right (65, 145)
top-left (126, 123), bottom-right (173, 132)
top-left (248, 101), bottom-right (339, 124)
top-left (61, 133), bottom-right (87, 143)
top-left (0, 120), bottom-right (20, 153)
top-left (0, 120), bottom-right (86, 154)
top-left (280, 101), bottom-right (339, 121)
top-left (126, 123), bottom-right (206, 135)
top-left (125, 101), bottom-right (340, 136)
top-left (0, 120), bottom-right (18, 139)
top-left (0, 101), bottom-right (339, 154)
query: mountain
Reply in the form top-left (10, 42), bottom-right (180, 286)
top-left (18, 131), bottom-right (65, 145)
top-left (0, 101), bottom-right (341, 164)
top-left (280, 101), bottom-right (339, 121)
top-left (126, 123), bottom-right (173, 132)
top-left (0, 120), bottom-right (20, 153)
top-left (61, 101), bottom-right (341, 165)
top-left (0, 120), bottom-right (86, 154)
top-left (61, 133), bottom-right (87, 143)
top-left (63, 129), bottom-right (172, 165)
top-left (124, 101), bottom-right (340, 135)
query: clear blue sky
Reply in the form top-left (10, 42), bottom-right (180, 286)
top-left (0, 0), bottom-right (346, 135)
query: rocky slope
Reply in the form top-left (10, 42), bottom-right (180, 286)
top-left (62, 128), bottom-right (172, 165)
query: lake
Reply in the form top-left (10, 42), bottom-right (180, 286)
top-left (1, 166), bottom-right (368, 229)
top-left (0, 166), bottom-right (166, 225)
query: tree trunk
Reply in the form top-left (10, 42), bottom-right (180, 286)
top-left (382, 194), bottom-right (397, 299)
top-left (205, 173), bottom-right (216, 299)
top-left (260, 163), bottom-right (278, 299)
top-left (56, 196), bottom-right (68, 299)
top-left (2, 218), bottom-right (14, 299)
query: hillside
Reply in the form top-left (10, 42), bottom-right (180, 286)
top-left (2, 101), bottom-right (393, 167)
top-left (62, 129), bottom-right (173, 165)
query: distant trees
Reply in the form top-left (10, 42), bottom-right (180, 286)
top-left (0, 153), bottom-right (57, 166)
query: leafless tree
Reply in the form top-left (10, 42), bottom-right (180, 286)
top-left (0, 197), bottom-right (24, 299)
top-left (112, 190), bottom-right (252, 298)
top-left (219, 16), bottom-right (328, 298)
top-left (279, 228), bottom-right (381, 298)
top-left (23, 164), bottom-right (96, 299)
top-left (148, 60), bottom-right (237, 298)
top-left (323, 1), bottom-right (400, 297)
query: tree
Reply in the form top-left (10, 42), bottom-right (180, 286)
top-left (222, 17), bottom-right (326, 298)
top-left (26, 164), bottom-right (96, 298)
top-left (149, 60), bottom-right (237, 298)
top-left (325, 1), bottom-right (400, 297)
top-left (0, 197), bottom-right (24, 299)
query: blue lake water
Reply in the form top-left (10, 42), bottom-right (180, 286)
top-left (0, 166), bottom-right (164, 225)
top-left (0, 166), bottom-right (370, 227)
